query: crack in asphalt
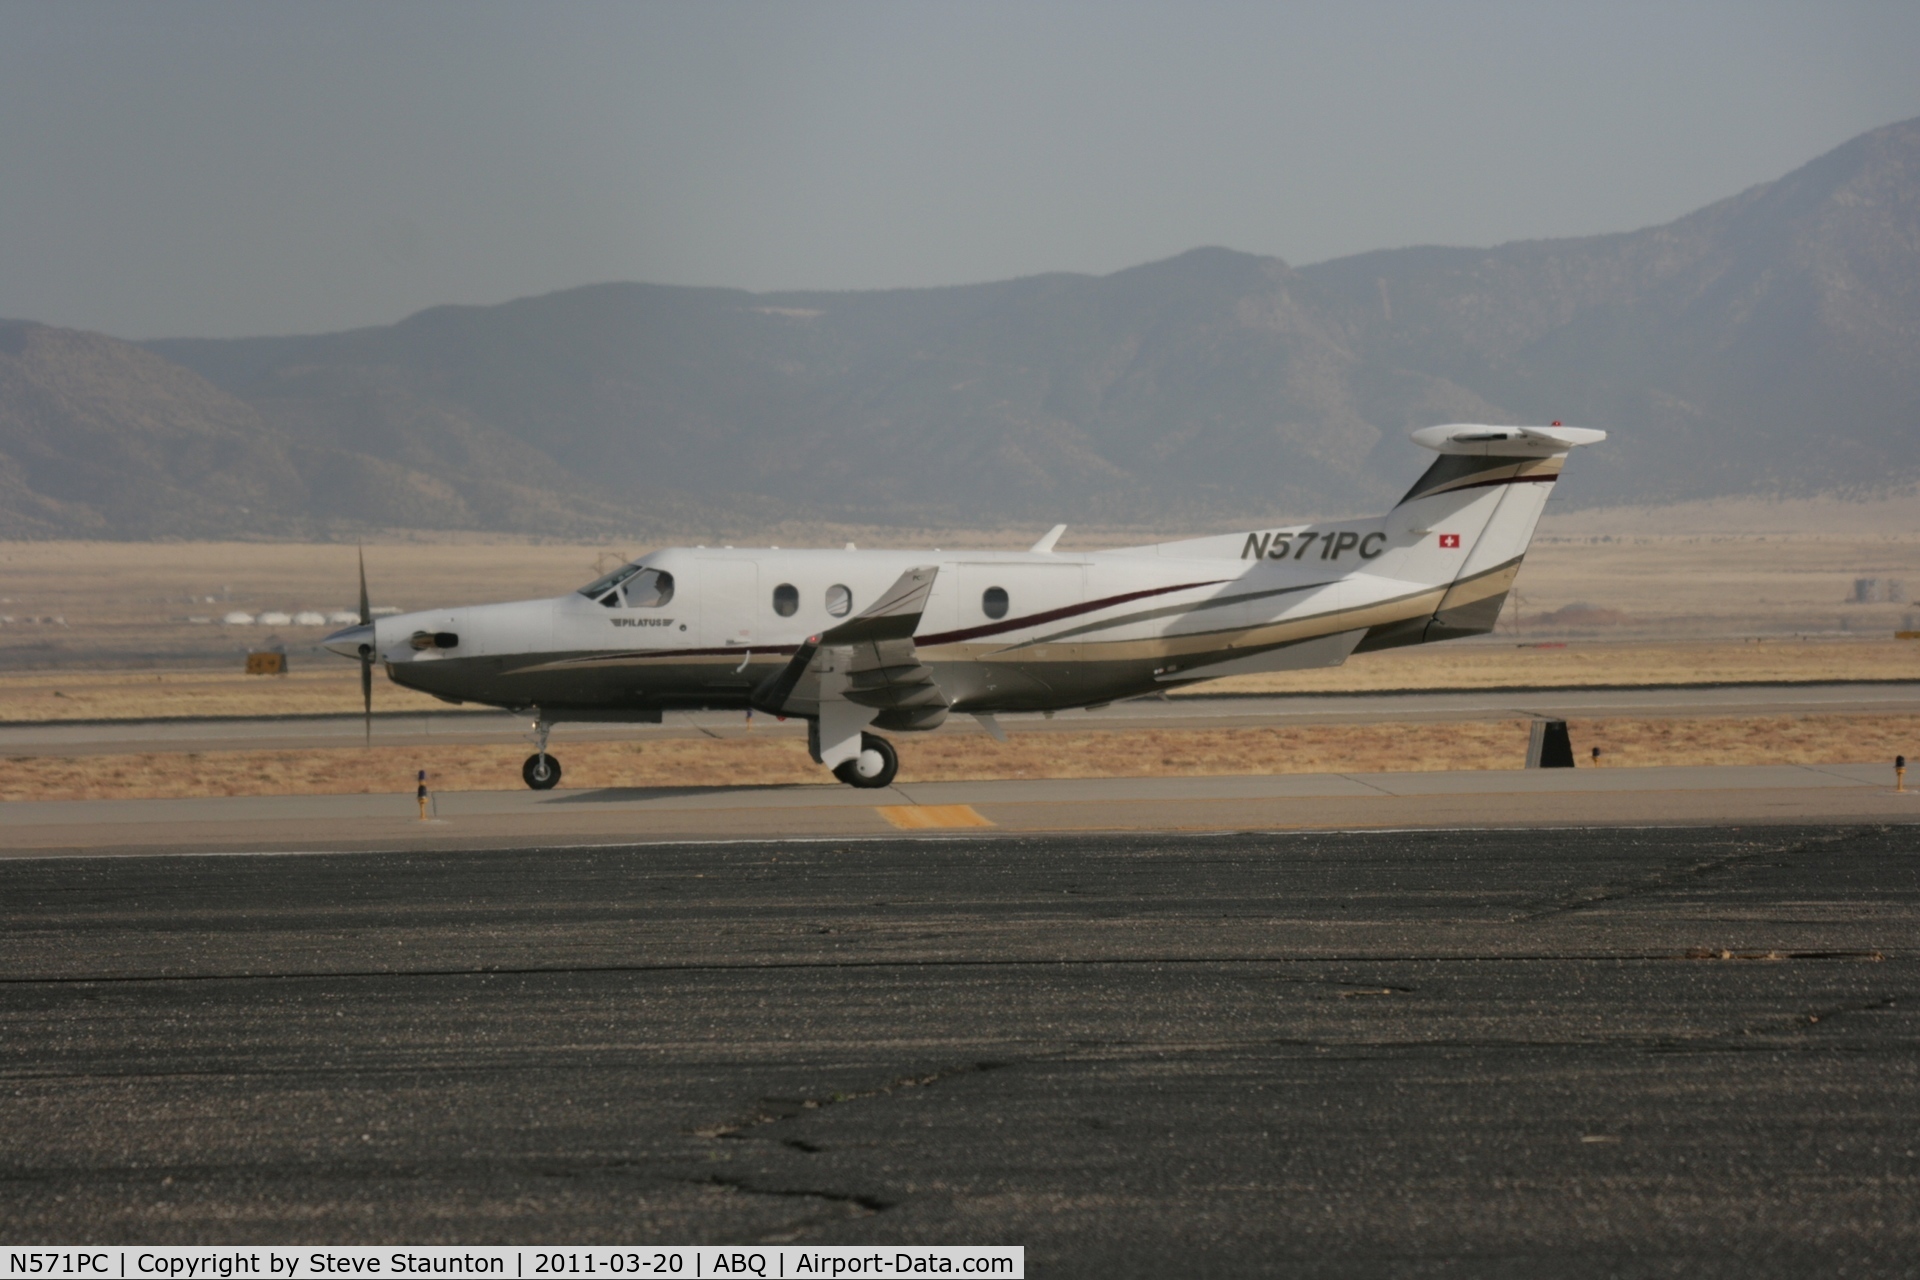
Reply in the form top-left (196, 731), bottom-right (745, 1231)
top-left (1510, 829), bottom-right (1861, 922)
top-left (1636, 990), bottom-right (1913, 1054)
top-left (703, 1173), bottom-right (892, 1214)
top-left (695, 1060), bottom-right (1008, 1142)
top-left (700, 1173), bottom-right (897, 1243)
top-left (1796, 991), bottom-right (1904, 1030)
top-left (689, 1061), bottom-right (1017, 1240)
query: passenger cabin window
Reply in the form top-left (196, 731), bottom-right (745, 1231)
top-left (825, 584), bottom-right (853, 617)
top-left (772, 583), bottom-right (799, 617)
top-left (576, 565), bottom-right (673, 608)
top-left (982, 586), bottom-right (1009, 620)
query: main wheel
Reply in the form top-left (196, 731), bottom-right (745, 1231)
top-left (522, 752), bottom-right (562, 790)
top-left (832, 733), bottom-right (898, 789)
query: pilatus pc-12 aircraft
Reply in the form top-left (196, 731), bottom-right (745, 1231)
top-left (324, 423), bottom-right (1604, 790)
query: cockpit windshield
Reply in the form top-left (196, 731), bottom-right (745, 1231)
top-left (577, 564), bottom-right (674, 609)
top-left (578, 563), bottom-right (643, 599)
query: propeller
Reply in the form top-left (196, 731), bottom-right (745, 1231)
top-left (322, 547), bottom-right (381, 742)
top-left (358, 545), bottom-right (373, 745)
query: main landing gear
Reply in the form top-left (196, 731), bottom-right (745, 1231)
top-left (833, 732), bottom-right (899, 789)
top-left (522, 717), bottom-right (561, 790)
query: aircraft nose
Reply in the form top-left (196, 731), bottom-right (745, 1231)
top-left (323, 623), bottom-right (375, 660)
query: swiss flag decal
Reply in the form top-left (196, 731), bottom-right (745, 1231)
top-left (1438, 533), bottom-right (1461, 548)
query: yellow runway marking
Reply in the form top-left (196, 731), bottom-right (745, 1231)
top-left (876, 804), bottom-right (996, 829)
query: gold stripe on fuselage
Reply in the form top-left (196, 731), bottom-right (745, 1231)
top-left (922, 558), bottom-right (1517, 669)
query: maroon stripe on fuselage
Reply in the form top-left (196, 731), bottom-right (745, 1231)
top-left (917, 579), bottom-right (1228, 647)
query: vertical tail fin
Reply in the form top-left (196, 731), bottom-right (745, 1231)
top-left (1367, 424), bottom-right (1606, 647)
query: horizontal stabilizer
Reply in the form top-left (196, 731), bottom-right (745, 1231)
top-left (1411, 423), bottom-right (1607, 457)
top-left (1396, 424), bottom-right (1608, 508)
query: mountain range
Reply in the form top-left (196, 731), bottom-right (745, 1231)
top-left (3, 115), bottom-right (1917, 539)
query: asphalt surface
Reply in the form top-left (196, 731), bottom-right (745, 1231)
top-left (7, 680), bottom-right (1917, 756)
top-left (3, 825), bottom-right (1917, 1274)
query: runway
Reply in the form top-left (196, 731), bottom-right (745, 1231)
top-left (3, 824), bottom-right (1915, 1270)
top-left (5, 679), bottom-right (1916, 757)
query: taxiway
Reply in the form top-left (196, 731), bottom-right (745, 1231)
top-left (3, 761), bottom-right (1915, 858)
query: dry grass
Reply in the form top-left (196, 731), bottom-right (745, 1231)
top-left (0, 667), bottom-right (448, 722)
top-left (7, 714), bottom-right (1913, 803)
top-left (1566, 715), bottom-right (1916, 770)
top-left (1511, 531), bottom-right (1918, 636)
top-left (1200, 638), bottom-right (1920, 696)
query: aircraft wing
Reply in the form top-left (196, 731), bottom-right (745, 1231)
top-left (750, 567), bottom-right (947, 764)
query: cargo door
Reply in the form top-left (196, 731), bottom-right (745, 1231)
top-left (699, 560), bottom-right (759, 650)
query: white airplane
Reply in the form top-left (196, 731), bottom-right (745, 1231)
top-left (325, 423), bottom-right (1604, 790)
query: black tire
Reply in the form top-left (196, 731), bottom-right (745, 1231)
top-left (832, 732), bottom-right (899, 789)
top-left (522, 752), bottom-right (562, 790)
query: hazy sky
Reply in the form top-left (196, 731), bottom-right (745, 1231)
top-left (3, 2), bottom-right (1917, 340)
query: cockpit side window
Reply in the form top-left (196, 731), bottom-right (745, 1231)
top-left (576, 564), bottom-right (673, 608)
top-left (624, 569), bottom-right (673, 608)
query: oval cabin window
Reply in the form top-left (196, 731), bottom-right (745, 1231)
top-left (981, 586), bottom-right (1009, 620)
top-left (772, 583), bottom-right (799, 617)
top-left (825, 584), bottom-right (853, 617)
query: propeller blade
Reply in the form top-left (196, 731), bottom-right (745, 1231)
top-left (358, 545), bottom-right (372, 745)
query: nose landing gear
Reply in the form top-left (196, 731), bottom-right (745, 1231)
top-left (832, 732), bottom-right (899, 789)
top-left (522, 715), bottom-right (561, 790)
top-left (522, 753), bottom-right (562, 790)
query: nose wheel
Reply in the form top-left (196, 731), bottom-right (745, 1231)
top-left (522, 714), bottom-right (560, 790)
top-left (833, 732), bottom-right (898, 789)
top-left (522, 753), bottom-right (562, 790)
